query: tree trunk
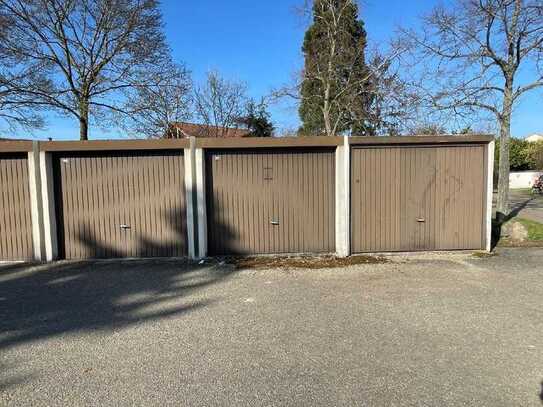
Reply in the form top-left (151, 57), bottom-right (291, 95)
top-left (79, 99), bottom-right (89, 141)
top-left (323, 79), bottom-right (332, 136)
top-left (323, 33), bottom-right (336, 137)
top-left (496, 85), bottom-right (513, 224)
top-left (323, 105), bottom-right (332, 136)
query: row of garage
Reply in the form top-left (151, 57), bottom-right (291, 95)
top-left (0, 136), bottom-right (493, 261)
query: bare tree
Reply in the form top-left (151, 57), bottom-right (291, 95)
top-left (0, 0), bottom-right (170, 140)
top-left (401, 0), bottom-right (543, 221)
top-left (364, 48), bottom-right (426, 136)
top-left (193, 71), bottom-right (247, 137)
top-left (0, 67), bottom-right (47, 135)
top-left (124, 62), bottom-right (192, 138)
top-left (0, 8), bottom-right (46, 133)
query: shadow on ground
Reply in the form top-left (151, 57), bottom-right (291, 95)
top-left (0, 259), bottom-right (237, 349)
top-left (0, 258), bottom-right (237, 386)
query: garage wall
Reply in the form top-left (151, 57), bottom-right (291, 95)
top-left (0, 153), bottom-right (34, 261)
top-left (351, 145), bottom-right (487, 253)
top-left (54, 151), bottom-right (187, 259)
top-left (205, 149), bottom-right (336, 255)
top-left (0, 136), bottom-right (493, 261)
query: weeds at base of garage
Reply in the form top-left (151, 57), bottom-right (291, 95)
top-left (471, 251), bottom-right (498, 259)
top-left (219, 255), bottom-right (388, 270)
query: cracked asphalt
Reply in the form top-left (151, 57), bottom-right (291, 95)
top-left (1, 248), bottom-right (543, 406)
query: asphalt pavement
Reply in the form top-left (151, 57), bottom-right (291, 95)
top-left (1, 249), bottom-right (543, 406)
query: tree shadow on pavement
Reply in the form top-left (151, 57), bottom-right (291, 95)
top-left (0, 200), bottom-right (238, 391)
top-left (0, 152), bottom-right (244, 392)
top-left (0, 258), bottom-right (237, 390)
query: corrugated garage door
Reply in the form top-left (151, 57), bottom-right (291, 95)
top-left (351, 145), bottom-right (486, 252)
top-left (55, 151), bottom-right (187, 259)
top-left (0, 154), bottom-right (34, 261)
top-left (206, 149), bottom-right (335, 255)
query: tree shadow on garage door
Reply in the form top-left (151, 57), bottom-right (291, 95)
top-left (60, 204), bottom-right (192, 259)
top-left (0, 206), bottom-right (238, 390)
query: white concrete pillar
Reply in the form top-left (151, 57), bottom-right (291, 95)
top-left (28, 143), bottom-right (45, 261)
top-left (184, 138), bottom-right (196, 259)
top-left (195, 147), bottom-right (207, 259)
top-left (335, 136), bottom-right (350, 257)
top-left (485, 140), bottom-right (495, 252)
top-left (28, 145), bottom-right (60, 262)
top-left (39, 152), bottom-right (58, 261)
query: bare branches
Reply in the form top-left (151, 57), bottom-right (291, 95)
top-left (123, 62), bottom-right (192, 139)
top-left (0, 0), bottom-right (170, 139)
top-left (192, 71), bottom-right (247, 138)
top-left (400, 0), bottom-right (543, 218)
top-left (400, 0), bottom-right (543, 122)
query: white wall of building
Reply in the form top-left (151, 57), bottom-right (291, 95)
top-left (510, 171), bottom-right (543, 189)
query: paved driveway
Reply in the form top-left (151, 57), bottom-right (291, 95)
top-left (494, 189), bottom-right (543, 223)
top-left (509, 190), bottom-right (543, 223)
top-left (1, 250), bottom-right (543, 406)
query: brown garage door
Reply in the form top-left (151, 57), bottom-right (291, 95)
top-left (206, 148), bottom-right (335, 255)
top-left (351, 145), bottom-right (487, 252)
top-left (0, 153), bottom-right (34, 261)
top-left (55, 151), bottom-right (187, 259)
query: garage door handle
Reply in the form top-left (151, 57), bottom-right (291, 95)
top-left (120, 224), bottom-right (131, 229)
top-left (270, 220), bottom-right (280, 226)
top-left (417, 218), bottom-right (426, 223)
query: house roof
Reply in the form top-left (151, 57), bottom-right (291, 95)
top-left (526, 134), bottom-right (543, 143)
top-left (166, 122), bottom-right (250, 138)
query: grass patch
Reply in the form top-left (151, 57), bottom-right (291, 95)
top-left (515, 218), bottom-right (543, 241)
top-left (510, 188), bottom-right (533, 194)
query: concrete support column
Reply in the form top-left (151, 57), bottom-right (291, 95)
top-left (184, 138), bottom-right (196, 259)
top-left (28, 143), bottom-right (45, 261)
top-left (195, 147), bottom-right (207, 259)
top-left (335, 136), bottom-right (350, 257)
top-left (39, 151), bottom-right (58, 261)
top-left (485, 140), bottom-right (496, 252)
top-left (28, 144), bottom-right (59, 262)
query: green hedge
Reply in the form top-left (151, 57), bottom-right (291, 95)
top-left (495, 138), bottom-right (543, 171)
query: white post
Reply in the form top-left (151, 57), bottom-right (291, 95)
top-left (184, 138), bottom-right (196, 259)
top-left (39, 152), bottom-right (58, 261)
top-left (28, 143), bottom-right (45, 261)
top-left (335, 136), bottom-right (350, 257)
top-left (486, 140), bottom-right (495, 252)
top-left (195, 147), bottom-right (207, 259)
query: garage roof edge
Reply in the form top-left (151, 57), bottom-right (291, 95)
top-left (2, 135), bottom-right (495, 154)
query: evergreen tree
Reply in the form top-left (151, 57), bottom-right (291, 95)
top-left (299, 0), bottom-right (375, 136)
top-left (236, 100), bottom-right (274, 137)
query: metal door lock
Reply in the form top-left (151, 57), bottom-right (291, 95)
top-left (120, 224), bottom-right (131, 229)
top-left (270, 220), bottom-right (280, 226)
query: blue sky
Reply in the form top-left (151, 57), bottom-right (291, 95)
top-left (28, 0), bottom-right (542, 139)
